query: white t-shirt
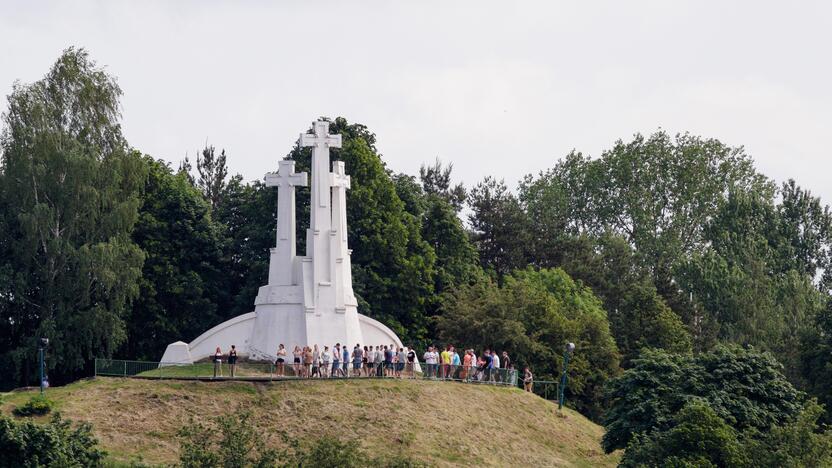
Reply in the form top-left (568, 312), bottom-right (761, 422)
top-left (492, 354), bottom-right (500, 369)
top-left (322, 350), bottom-right (331, 363)
top-left (424, 351), bottom-right (437, 364)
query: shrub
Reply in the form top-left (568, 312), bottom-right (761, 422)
top-left (0, 413), bottom-right (105, 467)
top-left (178, 414), bottom-right (426, 467)
top-left (13, 393), bottom-right (54, 417)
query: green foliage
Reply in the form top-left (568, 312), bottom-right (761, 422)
top-left (620, 400), bottom-right (746, 468)
top-left (213, 175), bottom-right (274, 318)
top-left (678, 189), bottom-right (828, 381)
top-left (195, 145), bottom-right (228, 210)
top-left (468, 176), bottom-right (531, 278)
top-left (602, 346), bottom-right (803, 453)
top-left (0, 47), bottom-right (145, 388)
top-left (178, 414), bottom-right (425, 468)
top-left (556, 234), bottom-right (691, 366)
top-left (801, 300), bottom-right (832, 424)
top-left (125, 157), bottom-right (227, 360)
top-left (743, 400), bottom-right (832, 468)
top-left (437, 267), bottom-right (620, 419)
top-left (12, 394), bottom-right (54, 417)
top-left (619, 400), bottom-right (832, 467)
top-left (178, 412), bottom-right (278, 468)
top-left (0, 413), bottom-right (105, 467)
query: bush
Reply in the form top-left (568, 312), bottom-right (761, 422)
top-left (602, 346), bottom-right (803, 453)
top-left (178, 412), bottom-right (277, 468)
top-left (178, 414), bottom-right (426, 467)
top-left (13, 393), bottom-right (54, 417)
top-left (0, 413), bottom-right (105, 467)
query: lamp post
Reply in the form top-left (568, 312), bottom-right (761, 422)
top-left (558, 342), bottom-right (575, 410)
top-left (39, 338), bottom-right (49, 395)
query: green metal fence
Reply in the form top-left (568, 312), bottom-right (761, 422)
top-left (94, 359), bottom-right (519, 386)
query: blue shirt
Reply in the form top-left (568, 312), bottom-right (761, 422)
top-left (343, 349), bottom-right (350, 362)
top-left (452, 353), bottom-right (461, 366)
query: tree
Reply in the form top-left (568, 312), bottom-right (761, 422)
top-left (214, 175), bottom-right (275, 318)
top-left (556, 234), bottom-right (691, 366)
top-left (0, 413), bottom-right (105, 467)
top-left (801, 300), bottom-right (832, 424)
top-left (620, 400), bottom-right (746, 468)
top-left (437, 267), bottom-right (620, 419)
top-left (602, 346), bottom-right (803, 453)
top-left (419, 158), bottom-right (466, 212)
top-left (196, 144), bottom-right (229, 210)
top-left (0, 48), bottom-right (145, 388)
top-left (677, 189), bottom-right (828, 379)
top-left (125, 156), bottom-right (227, 360)
top-left (468, 176), bottom-right (531, 278)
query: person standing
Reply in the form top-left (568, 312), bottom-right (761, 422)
top-left (312, 345), bottom-right (321, 378)
top-left (482, 349), bottom-right (492, 382)
top-left (491, 350), bottom-right (501, 383)
top-left (440, 346), bottom-right (450, 379)
top-left (396, 347), bottom-right (406, 378)
top-left (292, 345), bottom-right (302, 377)
top-left (461, 349), bottom-right (472, 381)
top-left (523, 367), bottom-right (534, 392)
top-left (375, 345), bottom-right (384, 377)
top-left (275, 344), bottom-right (287, 377)
top-left (332, 344), bottom-right (341, 378)
top-left (352, 344), bottom-right (363, 377)
top-left (228, 345), bottom-right (238, 378)
top-left (303, 346), bottom-right (313, 378)
top-left (321, 346), bottom-right (332, 378)
top-left (342, 344), bottom-right (350, 378)
top-left (362, 345), bottom-right (369, 376)
top-left (451, 347), bottom-right (461, 380)
top-left (406, 347), bottom-right (416, 378)
top-left (213, 346), bottom-right (223, 378)
top-left (422, 347), bottom-right (434, 379)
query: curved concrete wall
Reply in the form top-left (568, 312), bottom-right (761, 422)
top-left (172, 311), bottom-right (416, 369)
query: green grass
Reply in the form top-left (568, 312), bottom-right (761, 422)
top-left (2, 377), bottom-right (620, 467)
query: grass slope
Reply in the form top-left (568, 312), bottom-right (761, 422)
top-left (2, 377), bottom-right (619, 467)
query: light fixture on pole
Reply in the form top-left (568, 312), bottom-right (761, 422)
top-left (39, 337), bottom-right (49, 395)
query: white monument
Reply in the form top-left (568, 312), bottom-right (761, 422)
top-left (161, 120), bottom-right (407, 364)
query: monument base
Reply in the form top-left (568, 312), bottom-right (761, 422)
top-left (161, 310), bottom-right (409, 364)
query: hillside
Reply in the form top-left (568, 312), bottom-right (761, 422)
top-left (2, 377), bottom-right (619, 467)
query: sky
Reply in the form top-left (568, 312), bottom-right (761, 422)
top-left (2, 1), bottom-right (831, 203)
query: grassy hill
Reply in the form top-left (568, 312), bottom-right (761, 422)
top-left (1, 377), bottom-right (620, 467)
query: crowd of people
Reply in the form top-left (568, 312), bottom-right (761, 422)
top-left (210, 343), bottom-right (535, 391)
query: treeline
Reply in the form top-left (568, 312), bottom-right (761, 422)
top-left (2, 49), bottom-right (832, 461)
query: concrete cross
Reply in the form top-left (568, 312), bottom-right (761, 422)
top-left (265, 160), bottom-right (307, 241)
top-left (330, 161), bottom-right (351, 244)
top-left (300, 121), bottom-right (342, 210)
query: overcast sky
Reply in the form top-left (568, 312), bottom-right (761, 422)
top-left (2, 1), bottom-right (831, 203)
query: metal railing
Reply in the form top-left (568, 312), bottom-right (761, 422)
top-left (94, 359), bottom-right (519, 386)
